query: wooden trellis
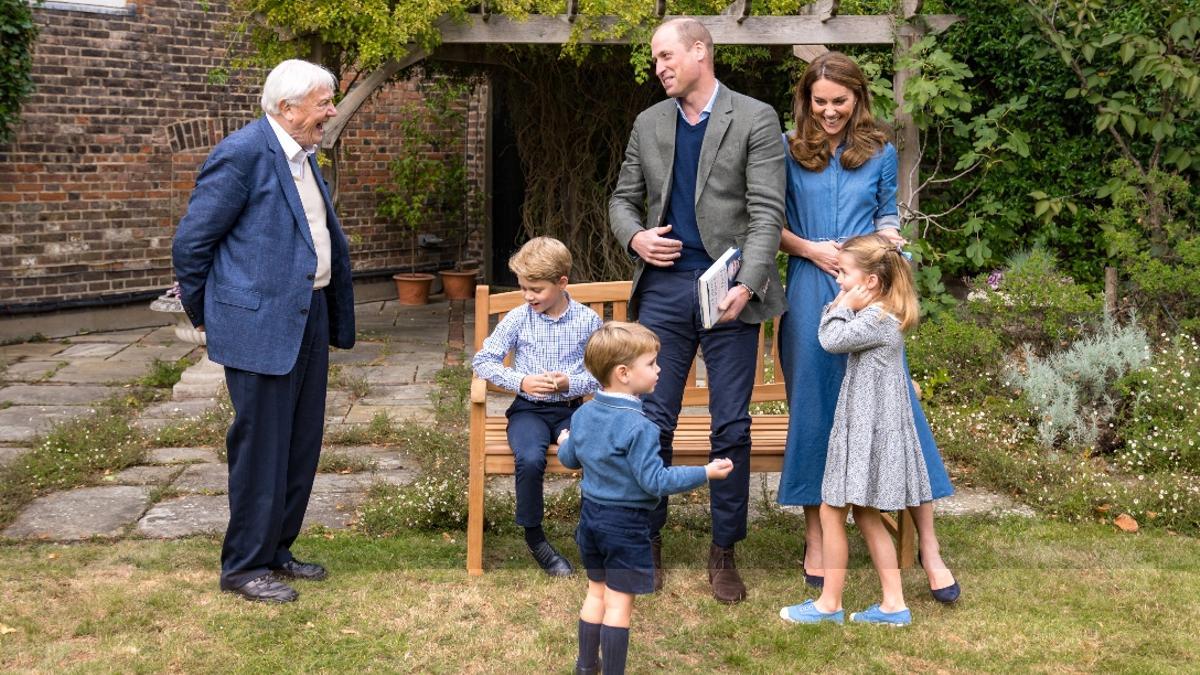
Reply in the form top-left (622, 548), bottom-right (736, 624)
top-left (319, 0), bottom-right (958, 222)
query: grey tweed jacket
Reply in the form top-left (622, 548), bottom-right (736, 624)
top-left (608, 84), bottom-right (787, 323)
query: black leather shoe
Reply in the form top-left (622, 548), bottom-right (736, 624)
top-left (529, 540), bottom-right (574, 577)
top-left (221, 574), bottom-right (298, 603)
top-left (272, 559), bottom-right (328, 581)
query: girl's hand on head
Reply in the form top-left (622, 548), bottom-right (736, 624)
top-left (805, 240), bottom-right (842, 277)
top-left (844, 284), bottom-right (873, 311)
top-left (831, 288), bottom-right (849, 308)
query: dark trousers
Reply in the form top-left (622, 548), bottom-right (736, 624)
top-left (220, 290), bottom-right (329, 587)
top-left (505, 396), bottom-right (579, 528)
top-left (637, 267), bottom-right (758, 548)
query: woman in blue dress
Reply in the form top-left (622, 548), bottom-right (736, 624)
top-left (776, 51), bottom-right (959, 603)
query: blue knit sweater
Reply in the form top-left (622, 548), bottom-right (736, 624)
top-left (558, 391), bottom-right (708, 510)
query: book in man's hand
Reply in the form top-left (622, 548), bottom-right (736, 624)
top-left (697, 247), bottom-right (742, 329)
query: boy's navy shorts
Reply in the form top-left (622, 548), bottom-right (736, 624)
top-left (575, 498), bottom-right (656, 595)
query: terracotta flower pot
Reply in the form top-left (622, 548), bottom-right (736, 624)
top-left (439, 268), bottom-right (479, 300)
top-left (393, 272), bottom-right (435, 305)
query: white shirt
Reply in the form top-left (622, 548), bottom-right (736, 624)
top-left (266, 115), bottom-right (331, 289)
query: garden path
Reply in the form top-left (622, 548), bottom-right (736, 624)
top-left (0, 297), bottom-right (1030, 543)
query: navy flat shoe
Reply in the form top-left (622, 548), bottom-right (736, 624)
top-left (930, 580), bottom-right (961, 604)
top-left (918, 552), bottom-right (960, 604)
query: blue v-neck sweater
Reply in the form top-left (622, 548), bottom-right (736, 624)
top-left (558, 391), bottom-right (708, 510)
top-left (663, 117), bottom-right (715, 271)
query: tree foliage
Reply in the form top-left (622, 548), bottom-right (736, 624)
top-left (0, 0), bottom-right (39, 145)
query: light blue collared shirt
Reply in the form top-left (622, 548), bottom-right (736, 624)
top-left (675, 80), bottom-right (721, 126)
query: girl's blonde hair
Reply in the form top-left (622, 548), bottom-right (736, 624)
top-left (840, 233), bottom-right (919, 332)
top-left (789, 51), bottom-right (889, 172)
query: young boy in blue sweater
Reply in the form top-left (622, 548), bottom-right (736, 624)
top-left (557, 321), bottom-right (733, 675)
top-left (471, 237), bottom-right (603, 576)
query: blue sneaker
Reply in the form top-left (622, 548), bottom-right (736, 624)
top-left (850, 604), bottom-right (912, 626)
top-left (779, 599), bottom-right (844, 624)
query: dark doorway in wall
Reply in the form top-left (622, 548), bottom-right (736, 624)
top-left (490, 82), bottom-right (524, 288)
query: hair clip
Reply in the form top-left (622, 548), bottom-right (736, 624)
top-left (896, 244), bottom-right (913, 261)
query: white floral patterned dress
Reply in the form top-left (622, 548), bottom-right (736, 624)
top-left (817, 304), bottom-right (932, 510)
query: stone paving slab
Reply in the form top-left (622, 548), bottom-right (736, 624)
top-left (378, 350), bottom-right (446, 365)
top-left (0, 360), bottom-right (66, 382)
top-left (0, 342), bottom-right (68, 363)
top-left (0, 406), bottom-right (93, 443)
top-left (136, 495), bottom-right (228, 538)
top-left (65, 328), bottom-right (152, 344)
top-left (331, 447), bottom-right (416, 472)
top-left (301, 491), bottom-right (363, 530)
top-left (0, 384), bottom-right (120, 406)
top-left (146, 447), bottom-right (220, 464)
top-left (138, 326), bottom-right (186, 346)
top-left (107, 465), bottom-right (181, 486)
top-left (0, 446), bottom-right (28, 469)
top-left (49, 360), bottom-right (155, 384)
top-left (936, 487), bottom-right (1037, 518)
top-left (137, 399), bottom-right (221, 421)
top-left (329, 342), bottom-right (386, 365)
top-left (356, 384), bottom-right (436, 406)
top-left (106, 343), bottom-right (197, 363)
top-left (343, 404), bottom-right (429, 424)
top-left (342, 365), bottom-right (418, 385)
top-left (172, 463), bottom-right (228, 494)
top-left (3, 486), bottom-right (152, 540)
top-left (57, 343), bottom-right (128, 359)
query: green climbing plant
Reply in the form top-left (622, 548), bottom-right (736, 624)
top-left (0, 0), bottom-right (39, 144)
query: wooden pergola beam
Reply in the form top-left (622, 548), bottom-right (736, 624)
top-left (320, 48), bottom-right (427, 150)
top-left (436, 14), bottom-right (958, 45)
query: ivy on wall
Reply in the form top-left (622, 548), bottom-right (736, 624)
top-left (0, 0), bottom-right (39, 144)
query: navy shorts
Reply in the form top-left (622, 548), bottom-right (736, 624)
top-left (575, 498), bottom-right (656, 595)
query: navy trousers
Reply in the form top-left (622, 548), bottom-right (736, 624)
top-left (220, 290), bottom-right (329, 587)
top-left (506, 396), bottom-right (579, 528)
top-left (637, 267), bottom-right (758, 548)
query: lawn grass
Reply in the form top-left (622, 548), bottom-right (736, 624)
top-left (1, 516), bottom-right (1196, 673)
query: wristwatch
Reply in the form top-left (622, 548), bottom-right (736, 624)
top-left (736, 282), bottom-right (756, 299)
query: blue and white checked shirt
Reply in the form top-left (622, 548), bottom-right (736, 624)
top-left (471, 295), bottom-right (603, 402)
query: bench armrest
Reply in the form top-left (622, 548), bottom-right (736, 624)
top-left (470, 376), bottom-right (488, 404)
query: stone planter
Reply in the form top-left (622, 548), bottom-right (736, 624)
top-left (149, 293), bottom-right (225, 400)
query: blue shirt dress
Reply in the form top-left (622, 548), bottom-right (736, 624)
top-left (776, 136), bottom-right (953, 506)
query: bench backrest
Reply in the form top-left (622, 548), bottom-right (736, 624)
top-left (473, 281), bottom-right (785, 405)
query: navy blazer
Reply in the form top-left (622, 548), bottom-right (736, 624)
top-left (172, 116), bottom-right (355, 376)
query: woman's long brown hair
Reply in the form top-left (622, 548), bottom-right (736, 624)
top-left (789, 51), bottom-right (888, 172)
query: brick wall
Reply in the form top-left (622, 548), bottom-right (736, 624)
top-left (0, 0), bottom-right (487, 313)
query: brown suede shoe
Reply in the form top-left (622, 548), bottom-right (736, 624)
top-left (651, 536), bottom-right (664, 592)
top-left (708, 543), bottom-right (747, 604)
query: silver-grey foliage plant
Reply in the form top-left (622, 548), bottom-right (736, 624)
top-left (1006, 319), bottom-right (1150, 448)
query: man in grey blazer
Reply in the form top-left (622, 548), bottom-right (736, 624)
top-left (173, 60), bottom-right (355, 603)
top-left (609, 18), bottom-right (786, 603)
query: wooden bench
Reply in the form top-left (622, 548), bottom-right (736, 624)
top-left (467, 280), bottom-right (914, 575)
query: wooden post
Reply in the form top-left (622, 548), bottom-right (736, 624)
top-left (1105, 266), bottom-right (1118, 318)
top-left (893, 0), bottom-right (922, 231)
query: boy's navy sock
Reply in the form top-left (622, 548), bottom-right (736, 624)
top-left (600, 625), bottom-right (629, 675)
top-left (576, 619), bottom-right (602, 670)
top-left (524, 525), bottom-right (547, 548)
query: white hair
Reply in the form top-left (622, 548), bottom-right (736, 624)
top-left (260, 59), bottom-right (337, 116)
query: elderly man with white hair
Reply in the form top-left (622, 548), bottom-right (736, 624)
top-left (173, 59), bottom-right (356, 603)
